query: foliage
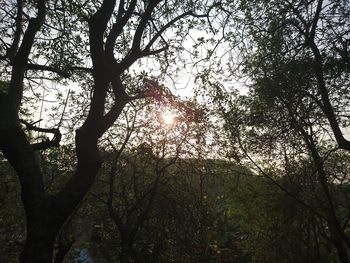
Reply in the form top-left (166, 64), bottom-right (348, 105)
top-left (208, 0), bottom-right (350, 262)
top-left (1, 0), bottom-right (350, 262)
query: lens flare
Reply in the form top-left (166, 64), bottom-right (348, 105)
top-left (162, 112), bottom-right (175, 125)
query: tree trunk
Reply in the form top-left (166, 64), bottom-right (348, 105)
top-left (54, 229), bottom-right (75, 263)
top-left (333, 238), bottom-right (350, 263)
top-left (119, 239), bottom-right (132, 263)
top-left (120, 249), bottom-right (131, 263)
top-left (19, 227), bottom-right (56, 263)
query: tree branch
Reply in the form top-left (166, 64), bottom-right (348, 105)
top-left (131, 0), bottom-right (161, 53)
top-left (26, 63), bottom-right (70, 78)
top-left (105, 0), bottom-right (137, 59)
top-left (19, 119), bottom-right (62, 150)
top-left (236, 130), bottom-right (329, 222)
top-left (26, 63), bottom-right (93, 77)
top-left (6, 0), bottom-right (23, 61)
top-left (310, 0), bottom-right (323, 41)
top-left (88, 0), bottom-right (116, 78)
top-left (8, 0), bottom-right (46, 111)
top-left (308, 41), bottom-right (350, 151)
top-left (144, 10), bottom-right (207, 52)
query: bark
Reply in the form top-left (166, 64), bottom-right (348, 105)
top-left (119, 240), bottom-right (132, 263)
top-left (332, 235), bottom-right (350, 263)
top-left (19, 228), bottom-right (56, 263)
top-left (53, 231), bottom-right (75, 263)
top-left (120, 250), bottom-right (131, 263)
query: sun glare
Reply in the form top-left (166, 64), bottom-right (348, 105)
top-left (162, 112), bottom-right (175, 125)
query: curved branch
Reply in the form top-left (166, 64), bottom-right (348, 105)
top-left (8, 0), bottom-right (46, 111)
top-left (19, 119), bottom-right (62, 150)
top-left (131, 0), bottom-right (161, 53)
top-left (144, 10), bottom-right (208, 52)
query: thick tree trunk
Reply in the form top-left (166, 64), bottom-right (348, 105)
top-left (53, 225), bottom-right (75, 263)
top-left (54, 242), bottom-right (74, 263)
top-left (20, 237), bottom-right (55, 263)
top-left (14, 138), bottom-right (101, 263)
top-left (119, 237), bottom-right (132, 263)
top-left (327, 223), bottom-right (350, 263)
top-left (0, 1), bottom-right (130, 263)
top-left (119, 247), bottom-right (131, 263)
top-left (19, 226), bottom-right (57, 263)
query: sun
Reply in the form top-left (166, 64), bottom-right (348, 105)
top-left (161, 112), bottom-right (175, 125)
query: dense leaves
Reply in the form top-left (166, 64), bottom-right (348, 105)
top-left (1, 0), bottom-right (350, 262)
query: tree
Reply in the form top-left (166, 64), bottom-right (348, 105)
top-left (200, 0), bottom-right (350, 261)
top-left (0, 1), bottom-right (218, 262)
top-left (65, 96), bottom-right (237, 262)
top-left (100, 98), bottom-right (199, 263)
